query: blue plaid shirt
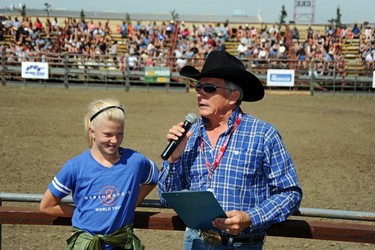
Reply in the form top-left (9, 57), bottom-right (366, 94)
top-left (158, 107), bottom-right (302, 233)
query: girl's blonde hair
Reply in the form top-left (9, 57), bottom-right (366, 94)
top-left (84, 98), bottom-right (125, 148)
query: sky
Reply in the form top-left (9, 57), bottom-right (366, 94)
top-left (0, 0), bottom-right (373, 24)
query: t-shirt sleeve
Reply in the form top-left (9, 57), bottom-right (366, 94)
top-left (48, 160), bottom-right (74, 199)
top-left (141, 158), bottom-right (158, 185)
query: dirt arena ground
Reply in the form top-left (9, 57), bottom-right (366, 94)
top-left (0, 85), bottom-right (374, 249)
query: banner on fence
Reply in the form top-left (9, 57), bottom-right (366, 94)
top-left (145, 67), bottom-right (170, 83)
top-left (267, 69), bottom-right (295, 87)
top-left (21, 62), bottom-right (49, 79)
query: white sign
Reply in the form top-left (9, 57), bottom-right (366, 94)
top-left (21, 62), bottom-right (49, 79)
top-left (373, 71), bottom-right (375, 88)
top-left (267, 69), bottom-right (295, 87)
top-left (296, 0), bottom-right (312, 7)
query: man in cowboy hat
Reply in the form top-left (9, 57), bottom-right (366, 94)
top-left (158, 51), bottom-right (302, 249)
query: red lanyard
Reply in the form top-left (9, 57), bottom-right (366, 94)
top-left (200, 113), bottom-right (242, 185)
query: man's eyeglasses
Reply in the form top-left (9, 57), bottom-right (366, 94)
top-left (194, 82), bottom-right (232, 93)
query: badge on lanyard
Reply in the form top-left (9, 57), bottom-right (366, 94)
top-left (201, 112), bottom-right (242, 193)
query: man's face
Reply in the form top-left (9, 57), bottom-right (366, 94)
top-left (195, 77), bottom-right (236, 119)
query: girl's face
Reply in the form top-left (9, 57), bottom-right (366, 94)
top-left (90, 119), bottom-right (124, 157)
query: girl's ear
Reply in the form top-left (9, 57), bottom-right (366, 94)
top-left (89, 127), bottom-right (95, 138)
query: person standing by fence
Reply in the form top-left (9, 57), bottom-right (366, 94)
top-left (158, 51), bottom-right (302, 249)
top-left (40, 98), bottom-right (158, 249)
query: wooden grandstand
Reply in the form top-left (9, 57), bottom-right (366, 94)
top-left (1, 14), bottom-right (372, 91)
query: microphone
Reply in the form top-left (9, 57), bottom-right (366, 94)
top-left (161, 113), bottom-right (197, 160)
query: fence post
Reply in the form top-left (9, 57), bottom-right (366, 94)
top-left (309, 59), bottom-right (315, 96)
top-left (186, 78), bottom-right (190, 93)
top-left (125, 56), bottom-right (130, 92)
top-left (63, 54), bottom-right (69, 89)
top-left (1, 42), bottom-right (6, 86)
top-left (332, 60), bottom-right (337, 92)
top-left (0, 199), bottom-right (2, 250)
top-left (83, 58), bottom-right (88, 87)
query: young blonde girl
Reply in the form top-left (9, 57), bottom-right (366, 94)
top-left (40, 98), bottom-right (158, 249)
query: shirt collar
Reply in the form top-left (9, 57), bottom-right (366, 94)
top-left (227, 107), bottom-right (242, 128)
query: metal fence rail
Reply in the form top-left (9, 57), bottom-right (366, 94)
top-left (1, 192), bottom-right (375, 247)
top-left (1, 192), bottom-right (375, 222)
top-left (1, 51), bottom-right (374, 94)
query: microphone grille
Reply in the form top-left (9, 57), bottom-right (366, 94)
top-left (186, 113), bottom-right (197, 124)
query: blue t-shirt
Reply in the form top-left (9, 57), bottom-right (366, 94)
top-left (48, 147), bottom-right (158, 236)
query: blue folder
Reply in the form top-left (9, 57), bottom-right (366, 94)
top-left (162, 190), bottom-right (227, 230)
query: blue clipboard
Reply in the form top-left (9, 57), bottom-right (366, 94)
top-left (161, 190), bottom-right (227, 230)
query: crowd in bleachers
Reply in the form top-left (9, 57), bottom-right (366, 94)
top-left (0, 15), bottom-right (374, 74)
top-left (295, 24), bottom-right (374, 74)
top-left (1, 16), bottom-right (119, 64)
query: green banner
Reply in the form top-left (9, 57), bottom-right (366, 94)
top-left (145, 67), bottom-right (170, 83)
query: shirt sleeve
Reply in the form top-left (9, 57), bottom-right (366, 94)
top-left (48, 160), bottom-right (74, 199)
top-left (246, 128), bottom-right (303, 231)
top-left (157, 159), bottom-right (184, 207)
top-left (142, 158), bottom-right (159, 185)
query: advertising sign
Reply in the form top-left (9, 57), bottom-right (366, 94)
top-left (267, 69), bottom-right (295, 87)
top-left (145, 67), bottom-right (170, 83)
top-left (21, 62), bottom-right (49, 79)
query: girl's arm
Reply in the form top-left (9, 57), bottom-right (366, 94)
top-left (136, 184), bottom-right (156, 207)
top-left (39, 189), bottom-right (75, 217)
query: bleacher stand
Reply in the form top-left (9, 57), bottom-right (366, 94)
top-left (1, 14), bottom-right (374, 83)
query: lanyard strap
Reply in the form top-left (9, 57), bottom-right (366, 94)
top-left (200, 112), bottom-right (242, 181)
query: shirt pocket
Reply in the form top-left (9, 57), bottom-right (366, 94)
top-left (236, 148), bottom-right (265, 187)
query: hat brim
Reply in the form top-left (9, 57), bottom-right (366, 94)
top-left (180, 66), bottom-right (264, 102)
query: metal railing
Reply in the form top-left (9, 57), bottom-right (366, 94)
top-left (1, 192), bottom-right (375, 222)
top-left (1, 192), bottom-right (375, 248)
top-left (1, 51), bottom-right (373, 94)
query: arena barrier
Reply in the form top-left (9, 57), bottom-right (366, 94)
top-left (1, 51), bottom-right (373, 94)
top-left (0, 192), bottom-right (375, 247)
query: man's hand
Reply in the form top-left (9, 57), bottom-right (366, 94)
top-left (165, 122), bottom-right (192, 163)
top-left (212, 210), bottom-right (252, 235)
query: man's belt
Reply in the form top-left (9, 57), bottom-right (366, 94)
top-left (202, 230), bottom-right (265, 246)
top-left (221, 234), bottom-right (265, 245)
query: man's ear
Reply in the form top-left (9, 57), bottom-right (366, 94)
top-left (230, 90), bottom-right (240, 105)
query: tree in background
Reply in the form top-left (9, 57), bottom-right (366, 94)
top-left (279, 5), bottom-right (287, 24)
top-left (278, 5), bottom-right (287, 29)
top-left (126, 13), bottom-right (131, 25)
top-left (80, 9), bottom-right (85, 20)
top-left (328, 6), bottom-right (342, 26)
top-left (170, 9), bottom-right (179, 22)
top-left (19, 3), bottom-right (26, 18)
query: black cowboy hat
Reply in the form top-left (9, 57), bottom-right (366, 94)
top-left (180, 51), bottom-right (264, 102)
